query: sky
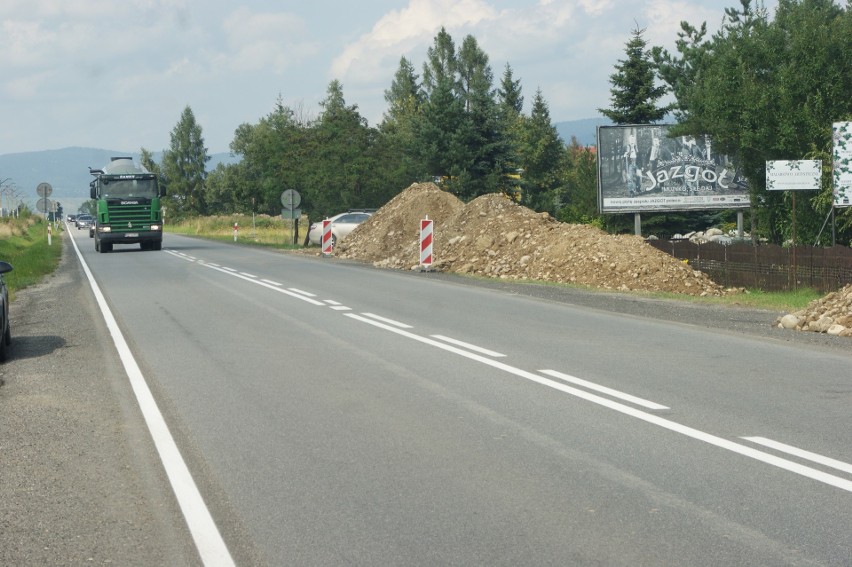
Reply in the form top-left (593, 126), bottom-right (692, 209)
top-left (0, 0), bottom-right (782, 157)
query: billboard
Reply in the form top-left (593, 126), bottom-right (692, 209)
top-left (833, 121), bottom-right (852, 207)
top-left (597, 124), bottom-right (749, 213)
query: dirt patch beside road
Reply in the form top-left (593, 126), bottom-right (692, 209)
top-left (334, 182), bottom-right (731, 297)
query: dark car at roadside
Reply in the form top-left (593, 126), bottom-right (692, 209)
top-left (0, 260), bottom-right (13, 362)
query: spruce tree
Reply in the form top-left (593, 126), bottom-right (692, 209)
top-left (599, 27), bottom-right (670, 124)
top-left (161, 106), bottom-right (210, 216)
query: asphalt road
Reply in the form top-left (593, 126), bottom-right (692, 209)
top-left (2, 227), bottom-right (850, 566)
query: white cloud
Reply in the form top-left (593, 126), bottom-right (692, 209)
top-left (217, 6), bottom-right (319, 74)
top-left (331, 0), bottom-right (498, 84)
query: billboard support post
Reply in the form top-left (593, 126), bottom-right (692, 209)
top-left (634, 213), bottom-right (641, 236)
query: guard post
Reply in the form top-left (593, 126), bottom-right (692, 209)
top-left (420, 216), bottom-right (433, 272)
top-left (321, 219), bottom-right (333, 256)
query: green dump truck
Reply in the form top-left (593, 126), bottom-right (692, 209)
top-left (89, 157), bottom-right (165, 252)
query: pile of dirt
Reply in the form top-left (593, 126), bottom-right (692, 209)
top-left (776, 284), bottom-right (852, 337)
top-left (335, 182), bottom-right (730, 296)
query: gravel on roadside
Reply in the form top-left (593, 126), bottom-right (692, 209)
top-left (0, 235), bottom-right (199, 567)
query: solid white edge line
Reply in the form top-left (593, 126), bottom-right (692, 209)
top-left (742, 437), bottom-right (852, 475)
top-left (345, 312), bottom-right (852, 494)
top-left (70, 233), bottom-right (235, 566)
top-left (261, 279), bottom-right (282, 286)
top-left (431, 334), bottom-right (506, 357)
top-left (540, 369), bottom-right (669, 410)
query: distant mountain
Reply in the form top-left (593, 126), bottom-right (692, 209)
top-left (0, 147), bottom-right (239, 214)
top-left (554, 117), bottom-right (612, 146)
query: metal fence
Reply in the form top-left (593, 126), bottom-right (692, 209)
top-left (646, 240), bottom-right (852, 292)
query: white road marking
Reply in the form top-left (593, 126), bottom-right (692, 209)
top-left (362, 313), bottom-right (412, 329)
top-left (540, 369), bottom-right (669, 410)
top-left (200, 264), bottom-right (325, 306)
top-left (71, 235), bottom-right (235, 566)
top-left (742, 437), bottom-right (852, 475)
top-left (239, 272), bottom-right (257, 278)
top-left (288, 288), bottom-right (316, 297)
top-left (163, 247), bottom-right (852, 494)
top-left (166, 250), bottom-right (195, 263)
top-left (431, 334), bottom-right (506, 357)
top-left (261, 279), bottom-right (282, 286)
top-left (345, 312), bottom-right (852, 494)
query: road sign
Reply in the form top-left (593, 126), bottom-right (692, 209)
top-left (281, 208), bottom-right (301, 220)
top-left (35, 198), bottom-right (54, 213)
top-left (36, 182), bottom-right (53, 198)
top-left (280, 189), bottom-right (301, 210)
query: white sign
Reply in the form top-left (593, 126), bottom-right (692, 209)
top-left (765, 160), bottom-right (822, 191)
top-left (833, 122), bottom-right (852, 207)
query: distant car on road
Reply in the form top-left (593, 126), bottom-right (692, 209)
top-left (67, 214), bottom-right (77, 223)
top-left (308, 210), bottom-right (374, 247)
top-left (75, 214), bottom-right (93, 230)
top-left (0, 260), bottom-right (13, 362)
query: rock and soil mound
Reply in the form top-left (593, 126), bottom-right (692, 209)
top-left (776, 284), bottom-right (852, 337)
top-left (335, 182), bottom-right (730, 297)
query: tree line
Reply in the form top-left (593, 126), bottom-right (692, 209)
top-left (146, 0), bottom-right (852, 246)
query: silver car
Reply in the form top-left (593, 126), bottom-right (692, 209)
top-left (308, 210), bottom-right (374, 247)
top-left (75, 214), bottom-right (94, 230)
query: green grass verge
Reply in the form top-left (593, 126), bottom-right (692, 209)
top-left (0, 217), bottom-right (64, 299)
top-left (166, 214), bottom-right (305, 250)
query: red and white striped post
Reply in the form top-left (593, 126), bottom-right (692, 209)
top-left (420, 216), bottom-right (433, 271)
top-left (321, 219), bottom-right (333, 255)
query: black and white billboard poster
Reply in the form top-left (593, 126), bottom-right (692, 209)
top-left (833, 121), bottom-right (852, 208)
top-left (597, 124), bottom-right (749, 213)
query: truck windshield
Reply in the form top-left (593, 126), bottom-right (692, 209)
top-left (100, 177), bottom-right (157, 199)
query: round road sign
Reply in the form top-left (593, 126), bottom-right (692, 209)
top-left (37, 182), bottom-right (53, 198)
top-left (281, 189), bottom-right (301, 209)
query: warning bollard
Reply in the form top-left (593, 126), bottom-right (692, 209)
top-left (420, 216), bottom-right (433, 271)
top-left (47, 223), bottom-right (53, 246)
top-left (321, 219), bottom-right (333, 255)
top-left (233, 222), bottom-right (238, 242)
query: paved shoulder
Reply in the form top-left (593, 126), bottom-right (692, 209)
top-left (0, 235), bottom-right (199, 566)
